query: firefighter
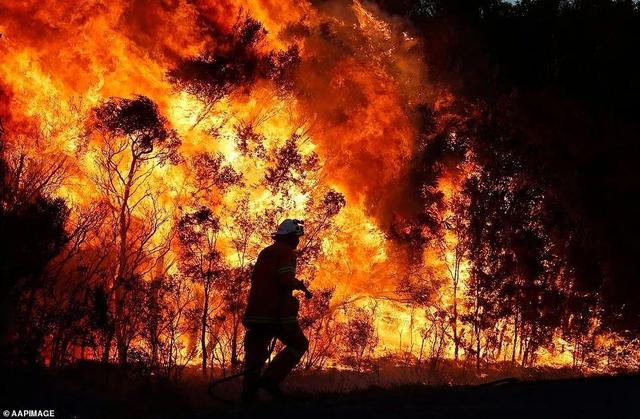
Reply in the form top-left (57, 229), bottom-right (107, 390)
top-left (241, 219), bottom-right (312, 403)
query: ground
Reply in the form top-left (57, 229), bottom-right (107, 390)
top-left (1, 364), bottom-right (638, 418)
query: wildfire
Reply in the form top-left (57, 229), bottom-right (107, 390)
top-left (1, 0), bottom-right (635, 376)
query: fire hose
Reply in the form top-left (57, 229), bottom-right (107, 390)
top-left (207, 285), bottom-right (519, 405)
top-left (207, 338), bottom-right (277, 405)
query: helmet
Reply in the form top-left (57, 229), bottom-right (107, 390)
top-left (274, 219), bottom-right (304, 236)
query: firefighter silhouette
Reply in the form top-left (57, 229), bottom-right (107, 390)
top-left (241, 219), bottom-right (312, 403)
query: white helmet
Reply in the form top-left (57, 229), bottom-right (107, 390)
top-left (274, 219), bottom-right (304, 236)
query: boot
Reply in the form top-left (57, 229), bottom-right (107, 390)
top-left (258, 376), bottom-right (284, 399)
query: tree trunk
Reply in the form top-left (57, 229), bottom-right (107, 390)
top-left (114, 156), bottom-right (138, 365)
top-left (102, 328), bottom-right (113, 363)
top-left (496, 322), bottom-right (506, 361)
top-left (201, 292), bottom-right (209, 377)
top-left (117, 340), bottom-right (128, 365)
top-left (231, 315), bottom-right (239, 369)
top-left (474, 284), bottom-right (481, 371)
top-left (453, 251), bottom-right (461, 362)
top-left (475, 326), bottom-right (481, 371)
top-left (511, 313), bottom-right (518, 365)
top-left (453, 277), bottom-right (459, 362)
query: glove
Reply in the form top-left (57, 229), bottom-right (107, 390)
top-left (296, 279), bottom-right (313, 300)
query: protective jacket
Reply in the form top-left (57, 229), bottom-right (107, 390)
top-left (243, 241), bottom-right (302, 325)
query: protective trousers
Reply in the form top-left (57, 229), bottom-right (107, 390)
top-left (242, 322), bottom-right (309, 392)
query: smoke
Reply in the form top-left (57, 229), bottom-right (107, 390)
top-left (0, 0), bottom-right (444, 300)
top-left (275, 0), bottom-right (430, 235)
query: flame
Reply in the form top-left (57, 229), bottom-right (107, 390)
top-left (1, 0), bottom-right (632, 374)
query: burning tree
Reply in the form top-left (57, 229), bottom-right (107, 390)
top-left (176, 207), bottom-right (223, 376)
top-left (299, 287), bottom-right (339, 370)
top-left (88, 95), bottom-right (180, 364)
top-left (0, 0), bottom-right (638, 383)
top-left (0, 125), bottom-right (70, 365)
top-left (342, 307), bottom-right (379, 371)
top-left (168, 14), bottom-right (300, 128)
